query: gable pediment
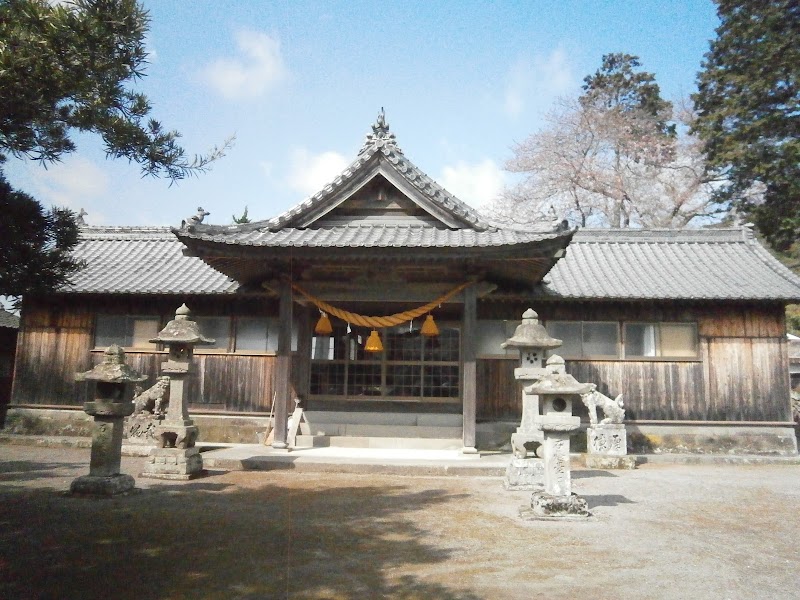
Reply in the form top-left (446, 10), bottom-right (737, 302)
top-left (304, 170), bottom-right (459, 229)
top-left (268, 113), bottom-right (491, 232)
top-left (285, 157), bottom-right (478, 230)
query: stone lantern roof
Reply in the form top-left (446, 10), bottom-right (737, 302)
top-left (150, 304), bottom-right (215, 345)
top-left (526, 355), bottom-right (592, 395)
top-left (502, 309), bottom-right (562, 350)
top-left (75, 345), bottom-right (146, 383)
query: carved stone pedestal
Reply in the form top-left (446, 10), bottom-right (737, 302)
top-left (142, 447), bottom-right (204, 480)
top-left (504, 457), bottom-right (544, 491)
top-left (584, 454), bottom-right (637, 470)
top-left (125, 414), bottom-right (163, 446)
top-left (520, 492), bottom-right (589, 521)
top-left (586, 424), bottom-right (636, 469)
top-left (588, 424), bottom-right (627, 456)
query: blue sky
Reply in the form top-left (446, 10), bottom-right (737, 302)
top-left (5, 0), bottom-right (720, 227)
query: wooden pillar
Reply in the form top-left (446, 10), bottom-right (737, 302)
top-left (272, 281), bottom-right (293, 449)
top-left (291, 306), bottom-right (312, 403)
top-left (461, 284), bottom-right (477, 453)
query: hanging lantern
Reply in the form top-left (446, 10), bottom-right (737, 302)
top-left (364, 330), bottom-right (384, 353)
top-left (421, 314), bottom-right (439, 337)
top-left (315, 312), bottom-right (333, 335)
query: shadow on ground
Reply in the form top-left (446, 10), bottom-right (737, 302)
top-left (582, 494), bottom-right (636, 509)
top-left (0, 458), bottom-right (482, 600)
top-left (0, 460), bottom-right (83, 482)
top-left (572, 469), bottom-right (618, 479)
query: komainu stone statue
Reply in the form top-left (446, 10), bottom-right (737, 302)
top-left (133, 376), bottom-right (170, 417)
top-left (580, 384), bottom-right (624, 426)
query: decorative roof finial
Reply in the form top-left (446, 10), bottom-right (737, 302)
top-left (181, 207), bottom-right (210, 229)
top-left (76, 208), bottom-right (88, 226)
top-left (375, 107), bottom-right (388, 134)
top-left (359, 107), bottom-right (401, 155)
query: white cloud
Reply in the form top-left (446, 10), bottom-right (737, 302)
top-left (258, 160), bottom-right (274, 178)
top-left (30, 157), bottom-right (110, 219)
top-left (439, 159), bottom-right (506, 208)
top-left (287, 148), bottom-right (348, 196)
top-left (504, 47), bottom-right (575, 117)
top-left (201, 30), bottom-right (286, 99)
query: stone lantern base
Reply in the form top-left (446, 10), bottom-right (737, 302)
top-left (70, 473), bottom-right (136, 497)
top-left (141, 447), bottom-right (204, 480)
top-left (520, 492), bottom-right (589, 521)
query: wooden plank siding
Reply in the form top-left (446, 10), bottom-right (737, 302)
top-left (13, 300), bottom-right (280, 413)
top-left (12, 304), bottom-right (94, 405)
top-left (12, 298), bottom-right (792, 424)
top-left (476, 359), bottom-right (518, 420)
top-left (475, 302), bottom-right (790, 423)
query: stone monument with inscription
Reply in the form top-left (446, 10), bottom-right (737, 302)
top-left (71, 345), bottom-right (146, 496)
top-left (141, 304), bottom-right (213, 480)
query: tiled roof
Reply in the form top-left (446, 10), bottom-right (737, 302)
top-left (62, 227), bottom-right (800, 303)
top-left (176, 221), bottom-right (570, 249)
top-left (184, 115), bottom-right (493, 234)
top-left (0, 309), bottom-right (19, 329)
top-left (63, 227), bottom-right (238, 295)
top-left (534, 228), bottom-right (800, 301)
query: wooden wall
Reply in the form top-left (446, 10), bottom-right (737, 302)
top-left (11, 297), bottom-right (793, 423)
top-left (12, 299), bottom-right (280, 413)
top-left (475, 301), bottom-right (791, 423)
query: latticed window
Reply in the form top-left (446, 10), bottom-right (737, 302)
top-left (310, 324), bottom-right (460, 402)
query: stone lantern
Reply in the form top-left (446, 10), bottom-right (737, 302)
top-left (501, 309), bottom-right (562, 491)
top-left (71, 345), bottom-right (146, 496)
top-left (522, 354), bottom-right (591, 519)
top-left (141, 304), bottom-right (214, 479)
top-left (501, 308), bottom-right (563, 459)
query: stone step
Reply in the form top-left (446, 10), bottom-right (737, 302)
top-left (300, 422), bottom-right (463, 439)
top-left (304, 410), bottom-right (462, 427)
top-left (295, 435), bottom-right (464, 450)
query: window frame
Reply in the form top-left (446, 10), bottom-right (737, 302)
top-left (93, 314), bottom-right (162, 351)
top-left (309, 322), bottom-right (461, 403)
top-left (544, 320), bottom-right (701, 362)
top-left (546, 320), bottom-right (620, 359)
top-left (623, 322), bottom-right (699, 361)
top-left (93, 313), bottom-right (289, 355)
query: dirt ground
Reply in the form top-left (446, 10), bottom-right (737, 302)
top-left (1, 446), bottom-right (798, 600)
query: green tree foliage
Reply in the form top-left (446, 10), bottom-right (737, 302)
top-left (581, 53), bottom-right (676, 140)
top-left (0, 175), bottom-right (83, 304)
top-left (0, 0), bottom-right (230, 302)
top-left (692, 0), bottom-right (800, 251)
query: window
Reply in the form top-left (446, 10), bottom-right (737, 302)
top-left (310, 323), bottom-right (460, 402)
top-left (475, 320), bottom-right (519, 357)
top-left (547, 321), bottom-right (619, 358)
top-left (235, 317), bottom-right (281, 352)
top-left (95, 315), bottom-right (160, 349)
top-left (624, 323), bottom-right (698, 358)
top-left (195, 316), bottom-right (231, 351)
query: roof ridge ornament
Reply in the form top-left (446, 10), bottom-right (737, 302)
top-left (359, 107), bottom-right (402, 155)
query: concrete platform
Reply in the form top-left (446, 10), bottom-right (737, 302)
top-left (200, 444), bottom-right (510, 476)
top-left (2, 434), bottom-right (799, 476)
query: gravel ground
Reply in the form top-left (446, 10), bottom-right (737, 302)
top-left (1, 445), bottom-right (798, 600)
